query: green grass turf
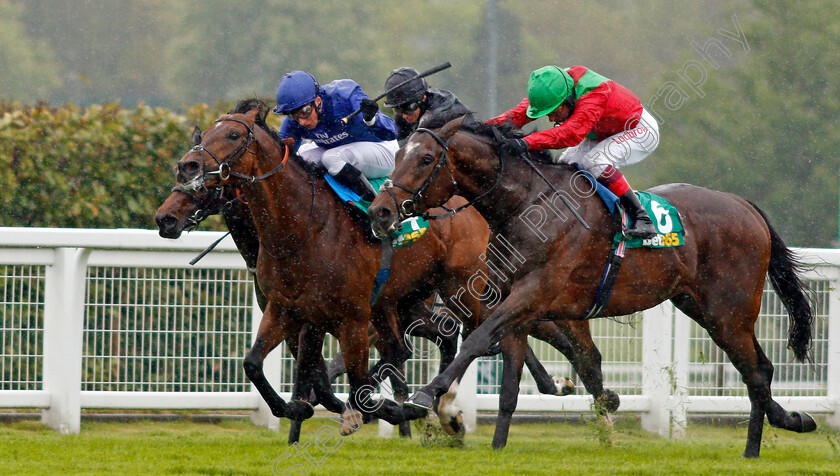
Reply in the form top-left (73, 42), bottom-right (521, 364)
top-left (0, 415), bottom-right (838, 475)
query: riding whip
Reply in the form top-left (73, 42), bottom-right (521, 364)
top-left (341, 62), bottom-right (452, 125)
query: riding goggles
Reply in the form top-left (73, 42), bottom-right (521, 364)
top-left (288, 102), bottom-right (316, 121)
top-left (394, 101), bottom-right (421, 115)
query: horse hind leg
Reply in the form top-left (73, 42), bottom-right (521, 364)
top-left (674, 295), bottom-right (814, 458)
top-left (530, 320), bottom-right (619, 413)
top-left (752, 336), bottom-right (816, 434)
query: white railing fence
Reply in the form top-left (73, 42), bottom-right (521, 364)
top-left (1, 227), bottom-right (838, 438)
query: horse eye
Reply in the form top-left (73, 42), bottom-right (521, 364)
top-left (421, 154), bottom-right (434, 166)
top-left (228, 131), bottom-right (241, 140)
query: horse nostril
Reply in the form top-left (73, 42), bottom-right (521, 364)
top-left (376, 207), bottom-right (392, 219)
top-left (156, 214), bottom-right (179, 235)
top-left (178, 160), bottom-right (201, 177)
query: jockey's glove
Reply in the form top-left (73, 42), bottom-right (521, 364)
top-left (499, 137), bottom-right (529, 156)
top-left (360, 98), bottom-right (379, 125)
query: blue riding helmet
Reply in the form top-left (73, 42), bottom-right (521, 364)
top-left (273, 70), bottom-right (320, 114)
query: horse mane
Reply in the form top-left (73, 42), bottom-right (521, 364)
top-left (228, 99), bottom-right (325, 177)
top-left (421, 111), bottom-right (555, 165)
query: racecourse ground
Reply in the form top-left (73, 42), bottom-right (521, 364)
top-left (0, 414), bottom-right (838, 475)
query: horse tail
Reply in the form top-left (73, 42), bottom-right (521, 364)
top-left (749, 201), bottom-right (814, 362)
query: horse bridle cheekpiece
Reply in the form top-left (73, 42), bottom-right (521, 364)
top-left (382, 127), bottom-right (457, 220)
top-left (382, 126), bottom-right (505, 222)
top-left (186, 116), bottom-right (293, 188)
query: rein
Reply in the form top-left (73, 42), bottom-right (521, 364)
top-left (171, 184), bottom-right (234, 230)
top-left (382, 127), bottom-right (505, 222)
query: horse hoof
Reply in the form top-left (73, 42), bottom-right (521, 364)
top-left (600, 389), bottom-right (620, 413)
top-left (339, 408), bottom-right (364, 436)
top-left (405, 391), bottom-right (434, 411)
top-left (440, 411), bottom-right (465, 438)
top-left (554, 376), bottom-right (575, 396)
top-left (285, 400), bottom-right (314, 421)
top-left (792, 412), bottom-right (817, 433)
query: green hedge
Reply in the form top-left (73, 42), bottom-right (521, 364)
top-left (0, 101), bottom-right (252, 229)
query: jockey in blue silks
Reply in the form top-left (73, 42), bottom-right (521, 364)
top-left (274, 70), bottom-right (398, 201)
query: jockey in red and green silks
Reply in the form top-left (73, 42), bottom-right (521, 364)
top-left (488, 65), bottom-right (658, 239)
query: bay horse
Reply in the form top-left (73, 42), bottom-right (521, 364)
top-left (369, 115), bottom-right (816, 457)
top-left (166, 100), bottom-right (617, 441)
top-left (154, 180), bottom-right (437, 439)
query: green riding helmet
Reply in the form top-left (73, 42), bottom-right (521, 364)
top-left (526, 66), bottom-right (574, 118)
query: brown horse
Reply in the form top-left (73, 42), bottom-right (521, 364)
top-left (166, 100), bottom-right (616, 440)
top-left (369, 115), bottom-right (816, 457)
top-left (155, 181), bottom-right (449, 440)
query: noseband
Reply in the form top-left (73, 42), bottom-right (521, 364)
top-left (170, 184), bottom-right (235, 229)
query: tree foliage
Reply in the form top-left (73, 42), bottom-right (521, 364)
top-left (0, 0), bottom-right (60, 102)
top-left (0, 101), bottom-right (225, 229)
top-left (626, 0), bottom-right (839, 247)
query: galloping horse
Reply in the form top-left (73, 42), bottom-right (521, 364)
top-left (167, 100), bottom-right (616, 441)
top-left (369, 115), bottom-right (815, 457)
top-left (155, 179), bottom-right (452, 439)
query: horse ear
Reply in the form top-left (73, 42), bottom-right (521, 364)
top-left (244, 108), bottom-right (261, 122)
top-left (191, 126), bottom-right (202, 146)
top-left (439, 115), bottom-right (468, 141)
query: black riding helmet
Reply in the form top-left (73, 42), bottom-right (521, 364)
top-left (383, 67), bottom-right (429, 108)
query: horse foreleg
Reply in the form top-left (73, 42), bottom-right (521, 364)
top-left (325, 324), bottom-right (380, 383)
top-left (370, 335), bottom-right (412, 438)
top-left (336, 323), bottom-right (373, 435)
top-left (244, 302), bottom-right (296, 418)
top-left (492, 332), bottom-right (528, 450)
top-left (286, 325), bottom-right (328, 444)
top-left (407, 281), bottom-right (536, 410)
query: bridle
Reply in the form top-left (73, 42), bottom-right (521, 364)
top-left (184, 116), bottom-right (289, 189)
top-left (175, 114), bottom-right (315, 259)
top-left (170, 183), bottom-right (237, 230)
top-left (380, 127), bottom-right (505, 222)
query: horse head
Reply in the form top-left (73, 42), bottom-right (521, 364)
top-left (174, 102), bottom-right (283, 192)
top-left (156, 100), bottom-right (284, 239)
top-left (369, 114), bottom-right (499, 237)
top-left (154, 183), bottom-right (233, 238)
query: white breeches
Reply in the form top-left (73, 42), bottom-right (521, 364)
top-left (298, 140), bottom-right (398, 178)
top-left (554, 108), bottom-right (659, 178)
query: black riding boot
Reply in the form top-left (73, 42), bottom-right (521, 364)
top-left (334, 163), bottom-right (376, 202)
top-left (619, 190), bottom-right (657, 239)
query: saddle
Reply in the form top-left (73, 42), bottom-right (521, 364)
top-left (324, 174), bottom-right (388, 244)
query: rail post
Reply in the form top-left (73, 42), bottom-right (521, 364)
top-left (826, 271), bottom-right (840, 429)
top-left (41, 247), bottom-right (90, 434)
top-left (641, 302), bottom-right (675, 437)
